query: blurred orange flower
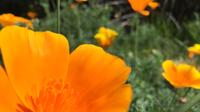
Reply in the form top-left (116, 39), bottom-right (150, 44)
top-left (70, 0), bottom-right (88, 8)
top-left (187, 44), bottom-right (200, 58)
top-left (128, 0), bottom-right (159, 16)
top-left (75, 0), bottom-right (88, 3)
top-left (0, 26), bottom-right (132, 112)
top-left (94, 27), bottom-right (118, 48)
top-left (27, 11), bottom-right (38, 19)
top-left (70, 3), bottom-right (77, 9)
top-left (0, 13), bottom-right (33, 28)
top-left (162, 60), bottom-right (200, 89)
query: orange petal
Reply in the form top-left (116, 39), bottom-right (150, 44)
top-left (0, 26), bottom-right (69, 105)
top-left (139, 10), bottom-right (150, 16)
top-left (162, 60), bottom-right (177, 75)
top-left (162, 73), bottom-right (180, 88)
top-left (128, 0), bottom-right (145, 11)
top-left (148, 2), bottom-right (159, 9)
top-left (91, 84), bottom-right (133, 112)
top-left (68, 44), bottom-right (131, 101)
top-left (191, 79), bottom-right (200, 89)
top-left (177, 64), bottom-right (200, 85)
top-left (162, 60), bottom-right (179, 87)
top-left (0, 66), bottom-right (20, 111)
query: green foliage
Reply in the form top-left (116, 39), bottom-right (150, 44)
top-left (35, 2), bottom-right (113, 49)
top-left (184, 14), bottom-right (200, 42)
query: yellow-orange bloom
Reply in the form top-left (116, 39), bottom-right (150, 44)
top-left (27, 11), bottom-right (38, 19)
top-left (94, 27), bottom-right (118, 48)
top-left (162, 60), bottom-right (200, 89)
top-left (0, 13), bottom-right (33, 28)
top-left (128, 0), bottom-right (159, 16)
top-left (187, 44), bottom-right (200, 58)
top-left (0, 26), bottom-right (132, 112)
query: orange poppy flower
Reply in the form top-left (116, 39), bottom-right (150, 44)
top-left (27, 11), bottom-right (38, 19)
top-left (0, 13), bottom-right (33, 28)
top-left (128, 0), bottom-right (159, 16)
top-left (94, 27), bottom-right (118, 48)
top-left (0, 26), bottom-right (132, 112)
top-left (187, 44), bottom-right (200, 58)
top-left (162, 60), bottom-right (200, 89)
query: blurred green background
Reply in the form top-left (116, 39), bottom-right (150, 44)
top-left (0, 0), bottom-right (200, 112)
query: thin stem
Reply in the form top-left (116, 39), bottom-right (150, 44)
top-left (168, 89), bottom-right (177, 110)
top-left (57, 0), bottom-right (61, 33)
top-left (182, 88), bottom-right (191, 98)
top-left (134, 20), bottom-right (139, 74)
top-left (134, 35), bottom-right (137, 72)
top-left (177, 92), bottom-right (200, 112)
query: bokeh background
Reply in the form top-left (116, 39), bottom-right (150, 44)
top-left (0, 0), bottom-right (200, 111)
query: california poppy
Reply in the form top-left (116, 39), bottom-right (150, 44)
top-left (0, 13), bottom-right (33, 28)
top-left (162, 60), bottom-right (200, 89)
top-left (27, 11), bottom-right (38, 19)
top-left (128, 0), bottom-right (159, 16)
top-left (94, 27), bottom-right (118, 48)
top-left (187, 44), bottom-right (200, 58)
top-left (0, 26), bottom-right (132, 112)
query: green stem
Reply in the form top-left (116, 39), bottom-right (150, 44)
top-left (177, 93), bottom-right (200, 112)
top-left (134, 21), bottom-right (138, 73)
top-left (182, 88), bottom-right (191, 98)
top-left (57, 0), bottom-right (61, 33)
top-left (134, 33), bottom-right (137, 71)
top-left (170, 89), bottom-right (177, 105)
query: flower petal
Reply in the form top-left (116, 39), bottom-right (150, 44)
top-left (162, 60), bottom-right (177, 76)
top-left (0, 26), bottom-right (69, 105)
top-left (68, 44), bottom-right (131, 101)
top-left (91, 84), bottom-right (133, 112)
top-left (190, 79), bottom-right (200, 89)
top-left (162, 60), bottom-right (179, 87)
top-left (139, 10), bottom-right (150, 16)
top-left (0, 66), bottom-right (20, 111)
top-left (148, 2), bottom-right (159, 9)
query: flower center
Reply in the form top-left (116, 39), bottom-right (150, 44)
top-left (17, 80), bottom-right (79, 112)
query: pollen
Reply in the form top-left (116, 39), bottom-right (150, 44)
top-left (17, 80), bottom-right (79, 112)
